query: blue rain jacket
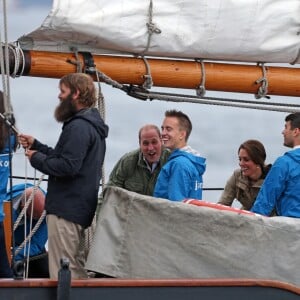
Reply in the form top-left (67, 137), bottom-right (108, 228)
top-left (0, 135), bottom-right (15, 222)
top-left (251, 148), bottom-right (300, 217)
top-left (154, 148), bottom-right (206, 201)
top-left (7, 183), bottom-right (48, 260)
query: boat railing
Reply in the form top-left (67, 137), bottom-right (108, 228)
top-left (10, 175), bottom-right (225, 192)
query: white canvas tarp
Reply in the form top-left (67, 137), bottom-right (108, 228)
top-left (18, 0), bottom-right (300, 63)
top-left (86, 186), bottom-right (300, 286)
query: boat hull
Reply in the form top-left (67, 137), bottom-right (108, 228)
top-left (0, 279), bottom-right (299, 300)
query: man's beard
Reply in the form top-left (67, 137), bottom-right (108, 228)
top-left (54, 94), bottom-right (77, 122)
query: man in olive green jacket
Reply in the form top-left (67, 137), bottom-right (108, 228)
top-left (98, 124), bottom-right (170, 210)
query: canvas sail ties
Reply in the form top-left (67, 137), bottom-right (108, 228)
top-left (255, 63), bottom-right (270, 99)
top-left (140, 56), bottom-right (153, 89)
top-left (140, 0), bottom-right (161, 56)
top-left (66, 47), bottom-right (83, 73)
top-left (137, 0), bottom-right (159, 89)
top-left (195, 59), bottom-right (206, 97)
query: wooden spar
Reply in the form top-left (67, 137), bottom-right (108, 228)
top-left (9, 50), bottom-right (300, 97)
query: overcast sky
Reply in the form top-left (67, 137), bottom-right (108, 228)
top-left (10, 0), bottom-right (52, 9)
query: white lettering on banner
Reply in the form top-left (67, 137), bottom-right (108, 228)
top-left (0, 160), bottom-right (9, 167)
top-left (194, 181), bottom-right (203, 191)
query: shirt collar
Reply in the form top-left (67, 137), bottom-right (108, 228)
top-left (143, 155), bottom-right (159, 173)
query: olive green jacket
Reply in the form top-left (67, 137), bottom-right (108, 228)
top-left (218, 166), bottom-right (271, 210)
top-left (105, 148), bottom-right (170, 195)
top-left (96, 148), bottom-right (170, 218)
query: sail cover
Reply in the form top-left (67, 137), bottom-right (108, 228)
top-left (18, 0), bottom-right (300, 64)
top-left (86, 186), bottom-right (300, 286)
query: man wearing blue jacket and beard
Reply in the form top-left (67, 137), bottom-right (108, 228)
top-left (154, 109), bottom-right (206, 201)
top-left (251, 112), bottom-right (300, 217)
top-left (19, 73), bottom-right (108, 279)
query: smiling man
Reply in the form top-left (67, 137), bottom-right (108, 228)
top-left (251, 112), bottom-right (300, 217)
top-left (153, 110), bottom-right (206, 201)
top-left (104, 124), bottom-right (170, 196)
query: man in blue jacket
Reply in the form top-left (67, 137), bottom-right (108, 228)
top-left (251, 112), bottom-right (300, 217)
top-left (154, 110), bottom-right (206, 201)
top-left (19, 73), bottom-right (109, 278)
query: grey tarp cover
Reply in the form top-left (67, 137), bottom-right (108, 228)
top-left (86, 186), bottom-right (300, 286)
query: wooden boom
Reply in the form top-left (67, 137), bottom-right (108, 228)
top-left (8, 50), bottom-right (300, 97)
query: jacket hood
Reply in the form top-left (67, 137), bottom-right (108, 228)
top-left (285, 148), bottom-right (300, 163)
top-left (67, 107), bottom-right (109, 138)
top-left (170, 148), bottom-right (206, 174)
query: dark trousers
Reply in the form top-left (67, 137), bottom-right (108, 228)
top-left (0, 222), bottom-right (13, 278)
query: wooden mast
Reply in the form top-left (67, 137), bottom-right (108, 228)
top-left (9, 50), bottom-right (300, 97)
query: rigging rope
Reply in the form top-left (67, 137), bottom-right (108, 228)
top-left (67, 54), bottom-right (109, 259)
top-left (0, 0), bottom-right (13, 119)
top-left (127, 89), bottom-right (300, 113)
top-left (0, 28), bottom-right (46, 277)
top-left (13, 171), bottom-right (46, 278)
top-left (13, 175), bottom-right (45, 231)
top-left (81, 69), bottom-right (107, 260)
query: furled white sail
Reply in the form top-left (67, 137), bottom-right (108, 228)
top-left (18, 0), bottom-right (300, 64)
